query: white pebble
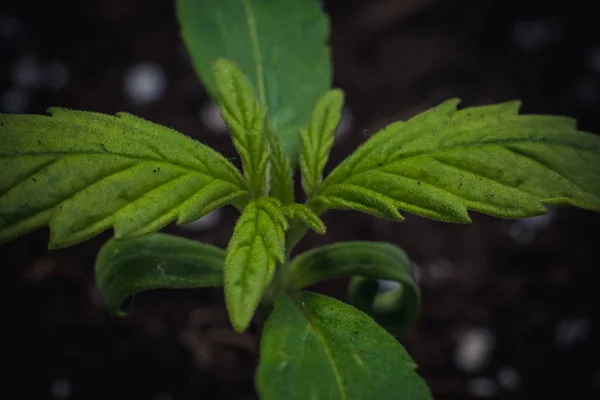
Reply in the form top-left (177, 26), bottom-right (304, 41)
top-left (426, 258), bottom-right (453, 281)
top-left (589, 45), bottom-right (600, 73)
top-left (554, 318), bottom-right (590, 348)
top-left (497, 365), bottom-right (521, 391)
top-left (412, 262), bottom-right (422, 284)
top-left (454, 328), bottom-right (495, 373)
top-left (467, 378), bottom-right (497, 398)
top-left (378, 279), bottom-right (400, 294)
top-left (199, 101), bottom-right (228, 134)
top-left (504, 207), bottom-right (555, 244)
top-left (334, 107), bottom-right (354, 142)
top-left (1, 87), bottom-right (30, 113)
top-left (512, 18), bottom-right (562, 50)
top-left (576, 77), bottom-right (598, 107)
top-left (123, 62), bottom-right (167, 105)
top-left (0, 15), bottom-right (22, 39)
top-left (44, 60), bottom-right (70, 91)
top-left (50, 378), bottom-right (72, 400)
top-left (10, 55), bottom-right (43, 88)
top-left (594, 371), bottom-right (600, 387)
top-left (179, 209), bottom-right (222, 231)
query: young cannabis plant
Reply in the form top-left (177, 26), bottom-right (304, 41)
top-left (1, 0), bottom-right (599, 399)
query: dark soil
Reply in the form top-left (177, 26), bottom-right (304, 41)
top-left (1, 0), bottom-right (599, 399)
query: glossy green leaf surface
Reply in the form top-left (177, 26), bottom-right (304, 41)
top-left (214, 59), bottom-right (268, 197)
top-left (0, 110), bottom-right (247, 248)
top-left (312, 99), bottom-right (600, 222)
top-left (267, 129), bottom-right (294, 205)
top-left (176, 0), bottom-right (331, 164)
top-left (225, 197), bottom-right (287, 332)
top-left (287, 241), bottom-right (419, 335)
top-left (300, 89), bottom-right (344, 198)
top-left (256, 291), bottom-right (431, 400)
top-left (95, 233), bottom-right (224, 316)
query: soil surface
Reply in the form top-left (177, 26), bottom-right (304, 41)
top-left (1, 0), bottom-right (599, 399)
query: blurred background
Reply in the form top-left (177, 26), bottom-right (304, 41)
top-left (1, 0), bottom-right (599, 399)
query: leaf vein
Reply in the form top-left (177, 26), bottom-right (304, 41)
top-left (0, 151), bottom-right (237, 184)
top-left (297, 300), bottom-right (347, 400)
top-left (504, 146), bottom-right (591, 196)
top-left (0, 156), bottom-right (61, 196)
top-left (241, 0), bottom-right (266, 105)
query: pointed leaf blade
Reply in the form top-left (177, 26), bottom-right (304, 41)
top-left (256, 292), bottom-right (431, 400)
top-left (213, 59), bottom-right (268, 197)
top-left (0, 109), bottom-right (248, 248)
top-left (287, 241), bottom-right (419, 335)
top-left (282, 203), bottom-right (326, 235)
top-left (225, 197), bottom-right (287, 332)
top-left (95, 233), bottom-right (224, 316)
top-left (314, 99), bottom-right (600, 222)
top-left (267, 131), bottom-right (294, 205)
top-left (300, 89), bottom-right (344, 197)
top-left (176, 0), bottom-right (331, 165)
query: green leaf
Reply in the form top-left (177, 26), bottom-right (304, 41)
top-left (300, 89), bottom-right (344, 198)
top-left (256, 291), bottom-right (431, 400)
top-left (95, 233), bottom-right (224, 316)
top-left (225, 196), bottom-right (287, 332)
top-left (287, 241), bottom-right (419, 335)
top-left (281, 203), bottom-right (326, 235)
top-left (312, 99), bottom-right (600, 222)
top-left (0, 110), bottom-right (248, 248)
top-left (213, 59), bottom-right (268, 197)
top-left (267, 129), bottom-right (294, 205)
top-left (176, 0), bottom-right (332, 165)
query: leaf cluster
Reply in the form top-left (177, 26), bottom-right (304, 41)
top-left (2, 0), bottom-right (600, 399)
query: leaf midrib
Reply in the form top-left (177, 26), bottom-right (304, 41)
top-left (297, 299), bottom-right (348, 400)
top-left (241, 0), bottom-right (266, 105)
top-left (0, 153), bottom-right (244, 241)
top-left (0, 150), bottom-right (241, 184)
top-left (327, 136), bottom-right (599, 190)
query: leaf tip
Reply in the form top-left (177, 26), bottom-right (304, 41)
top-left (328, 88), bottom-right (345, 103)
top-left (314, 224), bottom-right (326, 235)
top-left (47, 231), bottom-right (67, 250)
top-left (230, 311), bottom-right (252, 333)
top-left (213, 57), bottom-right (234, 73)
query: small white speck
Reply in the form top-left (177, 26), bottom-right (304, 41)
top-left (504, 207), bottom-right (555, 244)
top-left (44, 60), bottom-right (70, 91)
top-left (576, 77), bottom-right (599, 107)
top-left (528, 304), bottom-right (551, 326)
top-left (554, 318), bottom-right (590, 348)
top-left (454, 327), bottom-right (496, 373)
top-left (588, 45), bottom-right (600, 72)
top-left (123, 62), bottom-right (167, 105)
top-left (377, 279), bottom-right (400, 294)
top-left (593, 371), bottom-right (600, 387)
top-left (199, 101), bottom-right (228, 134)
top-left (1, 87), bottom-right (30, 113)
top-left (10, 55), bottom-right (43, 88)
top-left (335, 107), bottom-right (354, 142)
top-left (512, 18), bottom-right (562, 50)
top-left (88, 283), bottom-right (104, 307)
top-left (50, 378), bottom-right (72, 400)
top-left (467, 377), bottom-right (497, 398)
top-left (412, 262), bottom-right (422, 284)
top-left (179, 209), bottom-right (222, 231)
top-left (497, 365), bottom-right (521, 391)
top-left (0, 15), bottom-right (22, 39)
top-left (426, 258), bottom-right (453, 281)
